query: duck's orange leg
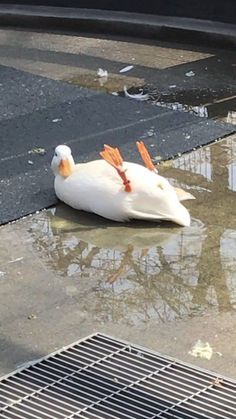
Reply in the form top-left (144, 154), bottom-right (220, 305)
top-left (100, 144), bottom-right (132, 192)
top-left (136, 141), bottom-right (157, 172)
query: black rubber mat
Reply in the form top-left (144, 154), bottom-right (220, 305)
top-left (0, 66), bottom-right (235, 225)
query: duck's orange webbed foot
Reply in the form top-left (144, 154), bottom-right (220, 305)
top-left (136, 141), bottom-right (157, 172)
top-left (100, 145), bottom-right (132, 192)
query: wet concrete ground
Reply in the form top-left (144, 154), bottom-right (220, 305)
top-left (1, 134), bottom-right (236, 379)
top-left (0, 28), bottom-right (235, 95)
top-left (0, 29), bottom-right (236, 379)
top-left (0, 29), bottom-right (235, 123)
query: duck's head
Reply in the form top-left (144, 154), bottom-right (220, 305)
top-left (51, 145), bottom-right (75, 177)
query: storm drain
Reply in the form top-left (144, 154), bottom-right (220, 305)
top-left (0, 334), bottom-right (236, 419)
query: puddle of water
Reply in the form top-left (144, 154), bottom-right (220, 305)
top-left (64, 74), bottom-right (236, 123)
top-left (126, 87), bottom-right (236, 121)
top-left (154, 96), bottom-right (236, 122)
top-left (154, 100), bottom-right (209, 118)
top-left (150, 88), bottom-right (234, 107)
top-left (154, 91), bottom-right (236, 122)
top-left (66, 73), bottom-right (143, 94)
top-left (23, 136), bottom-right (236, 326)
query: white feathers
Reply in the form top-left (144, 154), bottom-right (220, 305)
top-left (97, 68), bottom-right (108, 86)
top-left (185, 70), bottom-right (195, 77)
top-left (124, 86), bottom-right (149, 101)
top-left (119, 65), bottom-right (134, 73)
top-left (97, 68), bottom-right (108, 78)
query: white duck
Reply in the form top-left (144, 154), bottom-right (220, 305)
top-left (51, 142), bottom-right (194, 226)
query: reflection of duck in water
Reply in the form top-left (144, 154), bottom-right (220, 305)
top-left (51, 142), bottom-right (194, 227)
top-left (50, 204), bottom-right (185, 250)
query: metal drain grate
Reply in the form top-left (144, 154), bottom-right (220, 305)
top-left (0, 333), bottom-right (236, 419)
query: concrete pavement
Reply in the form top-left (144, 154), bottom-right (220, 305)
top-left (0, 28), bottom-right (236, 381)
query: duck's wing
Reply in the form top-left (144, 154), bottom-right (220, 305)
top-left (125, 175), bottom-right (191, 227)
top-left (127, 204), bottom-right (190, 227)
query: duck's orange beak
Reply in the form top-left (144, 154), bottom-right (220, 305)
top-left (59, 158), bottom-right (73, 177)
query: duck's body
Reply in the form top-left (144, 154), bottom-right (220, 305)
top-left (51, 144), bottom-right (193, 227)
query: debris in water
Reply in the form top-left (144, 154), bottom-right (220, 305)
top-left (119, 65), bottom-right (134, 73)
top-left (147, 129), bottom-right (154, 137)
top-left (28, 147), bottom-right (46, 156)
top-left (160, 160), bottom-right (173, 168)
top-left (97, 68), bottom-right (108, 86)
top-left (111, 92), bottom-right (119, 96)
top-left (124, 86), bottom-right (149, 101)
top-left (169, 85), bottom-right (177, 88)
top-left (28, 160), bottom-right (34, 165)
top-left (97, 68), bottom-right (108, 78)
top-left (195, 105), bottom-right (208, 118)
top-left (0, 271), bottom-right (6, 277)
top-left (185, 71), bottom-right (195, 77)
top-left (153, 155), bottom-right (163, 162)
top-left (52, 118), bottom-right (62, 123)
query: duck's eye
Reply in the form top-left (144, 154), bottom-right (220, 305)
top-left (54, 152), bottom-right (58, 157)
